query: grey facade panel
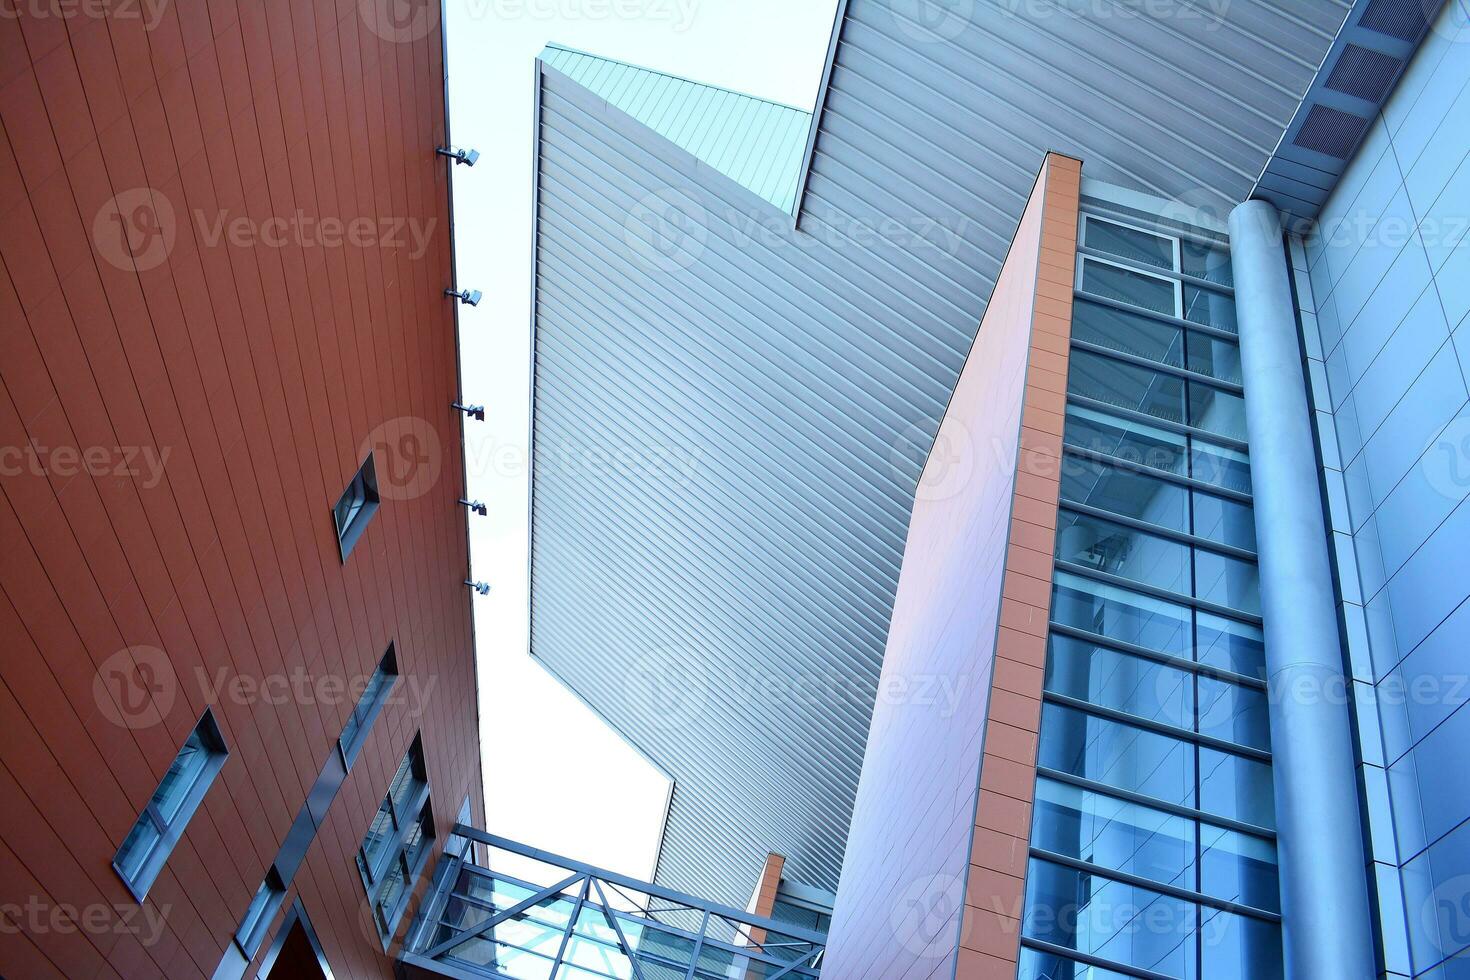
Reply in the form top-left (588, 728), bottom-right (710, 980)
top-left (530, 0), bottom-right (1350, 907)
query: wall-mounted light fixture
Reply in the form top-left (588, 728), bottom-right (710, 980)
top-left (445, 287), bottom-right (482, 307)
top-left (436, 146), bottom-right (479, 167)
top-left (458, 499), bottom-right (488, 517)
top-left (464, 580), bottom-right (491, 596)
top-left (451, 402), bottom-right (485, 422)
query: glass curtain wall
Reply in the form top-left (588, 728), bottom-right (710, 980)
top-left (1018, 204), bottom-right (1283, 980)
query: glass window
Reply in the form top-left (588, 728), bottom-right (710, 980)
top-left (1023, 858), bottom-right (1196, 979)
top-left (1064, 404), bottom-right (1189, 479)
top-left (1183, 284), bottom-right (1238, 333)
top-left (1195, 549), bottom-right (1261, 616)
top-left (333, 455), bottom-right (380, 560)
top-left (1196, 614), bottom-right (1266, 680)
top-left (1181, 238), bottom-right (1233, 286)
top-left (1038, 703), bottom-right (1194, 810)
top-left (113, 710), bottom-right (228, 899)
top-left (1200, 907), bottom-right (1283, 980)
top-left (1080, 257), bottom-right (1180, 318)
top-left (339, 645), bottom-right (399, 768)
top-left (1192, 490), bottom-right (1256, 552)
top-left (1056, 510), bottom-right (1191, 597)
top-left (1046, 634), bottom-right (1193, 732)
top-left (1051, 572), bottom-right (1192, 659)
top-left (1019, 947), bottom-right (1136, 980)
top-left (1199, 747), bottom-right (1275, 829)
top-left (1084, 217), bottom-right (1176, 271)
top-left (1188, 384), bottom-right (1248, 442)
top-left (1060, 455), bottom-right (1189, 536)
top-left (1197, 676), bottom-right (1271, 752)
top-left (1200, 826), bottom-right (1280, 914)
top-left (1190, 440), bottom-right (1252, 495)
top-left (1032, 779), bottom-right (1196, 894)
top-left (1187, 330), bottom-right (1243, 385)
top-left (359, 737), bottom-right (434, 943)
top-left (1073, 299), bottom-right (1186, 369)
top-left (1069, 349), bottom-right (1187, 428)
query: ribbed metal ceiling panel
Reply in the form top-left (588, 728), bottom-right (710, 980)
top-left (529, 0), bottom-right (1350, 908)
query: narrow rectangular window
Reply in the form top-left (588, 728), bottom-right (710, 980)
top-left (114, 709), bottom-right (228, 900)
top-left (333, 455), bottom-right (380, 560)
top-left (339, 644), bottom-right (399, 769)
top-left (357, 736), bottom-right (434, 945)
top-left (234, 866), bottom-right (286, 957)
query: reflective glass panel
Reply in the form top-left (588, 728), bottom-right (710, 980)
top-left (1182, 238), bottom-right (1234, 286)
top-left (1199, 747), bottom-right (1275, 829)
top-left (1187, 383), bottom-right (1248, 442)
top-left (1189, 441), bottom-right (1252, 495)
top-left (1081, 258), bottom-right (1179, 317)
top-left (1192, 490), bottom-right (1257, 552)
top-left (1186, 330), bottom-right (1243, 385)
top-left (1196, 613), bottom-right (1266, 680)
top-left (1200, 825), bottom-right (1280, 913)
top-left (1051, 573), bottom-right (1192, 658)
top-left (1197, 676), bottom-right (1271, 751)
top-left (1073, 300), bottom-right (1186, 369)
top-left (1064, 404), bottom-right (1189, 479)
top-left (1056, 510), bottom-right (1191, 597)
top-left (1046, 634), bottom-right (1193, 732)
top-left (1060, 455), bottom-right (1189, 536)
top-left (1038, 703), bottom-right (1194, 809)
top-left (1194, 549), bottom-right (1261, 616)
top-left (1200, 907), bottom-right (1283, 980)
top-left (1032, 778), bottom-right (1196, 893)
top-left (1069, 349), bottom-right (1186, 427)
top-left (1023, 858), bottom-right (1196, 979)
top-left (1018, 947), bottom-right (1136, 980)
top-left (1085, 217), bottom-right (1175, 271)
top-left (1183, 284), bottom-right (1238, 333)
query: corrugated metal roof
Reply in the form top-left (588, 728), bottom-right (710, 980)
top-left (540, 45), bottom-right (812, 213)
top-left (529, 0), bottom-right (1352, 909)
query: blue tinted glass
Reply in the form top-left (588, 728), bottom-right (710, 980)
top-left (1181, 239), bottom-right (1233, 287)
top-left (1046, 634), bottom-right (1193, 732)
top-left (1080, 259), bottom-right (1179, 318)
top-left (1200, 906), bottom-right (1282, 979)
top-left (1032, 779), bottom-right (1196, 894)
top-left (1187, 383), bottom-right (1248, 442)
top-left (1070, 350), bottom-right (1187, 428)
top-left (1192, 490), bottom-right (1257, 552)
top-left (1194, 549), bottom-right (1261, 616)
top-left (1199, 748), bottom-right (1275, 829)
top-left (1038, 703), bottom-right (1194, 809)
top-left (1056, 510), bottom-right (1191, 597)
top-left (1023, 858), bottom-right (1197, 979)
top-left (1051, 572), bottom-right (1192, 658)
top-left (1073, 299), bottom-right (1185, 368)
top-left (1186, 330), bottom-right (1243, 385)
top-left (1189, 441), bottom-right (1252, 494)
top-left (1196, 613), bottom-right (1265, 679)
top-left (1060, 455), bottom-right (1190, 535)
top-left (1199, 824), bottom-right (1280, 914)
top-left (1085, 218), bottom-right (1175, 271)
top-left (1019, 947), bottom-right (1135, 980)
top-left (1197, 676), bottom-right (1270, 751)
top-left (1064, 404), bottom-right (1190, 479)
top-left (1183, 284), bottom-right (1237, 333)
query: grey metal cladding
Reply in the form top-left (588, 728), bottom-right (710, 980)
top-left (529, 0), bottom-right (1349, 908)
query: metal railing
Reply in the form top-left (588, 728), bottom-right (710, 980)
top-left (400, 827), bottom-right (824, 980)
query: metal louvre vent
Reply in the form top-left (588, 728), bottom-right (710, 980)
top-left (1293, 104), bottom-right (1373, 159)
top-left (1358, 0), bottom-right (1432, 40)
top-left (1327, 44), bottom-right (1405, 101)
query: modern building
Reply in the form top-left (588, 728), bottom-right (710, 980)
top-left (523, 2), bottom-right (1470, 980)
top-left (0, 1), bottom-right (485, 978)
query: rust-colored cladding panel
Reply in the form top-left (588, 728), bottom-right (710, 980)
top-left (0, 2), bottom-right (482, 978)
top-left (821, 154), bottom-right (1080, 980)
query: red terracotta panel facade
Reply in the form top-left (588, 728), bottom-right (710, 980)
top-left (0, 2), bottom-right (482, 978)
top-left (820, 154), bottom-right (1079, 980)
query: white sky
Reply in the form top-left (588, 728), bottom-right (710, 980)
top-left (444, 0), bottom-right (838, 884)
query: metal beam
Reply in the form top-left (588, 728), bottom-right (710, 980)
top-left (419, 870), bottom-right (586, 960)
